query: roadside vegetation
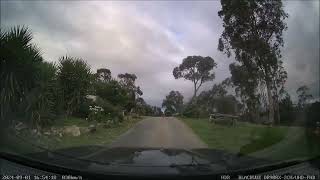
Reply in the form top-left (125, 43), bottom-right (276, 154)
top-left (1, 0), bottom-right (319, 163)
top-left (181, 117), bottom-right (320, 161)
top-left (0, 26), bottom-right (162, 154)
top-left (160, 0), bottom-right (319, 162)
top-left (2, 117), bottom-right (143, 154)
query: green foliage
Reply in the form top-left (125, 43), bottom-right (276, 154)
top-left (162, 91), bottom-right (184, 116)
top-left (0, 26), bottom-right (43, 125)
top-left (1, 26), bottom-right (150, 130)
top-left (96, 68), bottom-right (111, 82)
top-left (296, 85), bottom-right (313, 109)
top-left (279, 92), bottom-right (294, 125)
top-left (73, 99), bottom-right (93, 118)
top-left (229, 63), bottom-right (260, 121)
top-left (173, 56), bottom-right (217, 97)
top-left (88, 107), bottom-right (105, 123)
top-left (182, 100), bottom-right (206, 118)
top-left (117, 73), bottom-right (143, 113)
top-left (57, 56), bottom-right (92, 116)
top-left (95, 79), bottom-right (129, 107)
top-left (218, 0), bottom-right (288, 124)
top-left (22, 62), bottom-right (58, 127)
top-left (183, 79), bottom-right (240, 118)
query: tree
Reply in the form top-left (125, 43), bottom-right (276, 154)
top-left (152, 106), bottom-right (163, 116)
top-left (173, 56), bottom-right (217, 98)
top-left (23, 62), bottom-right (58, 127)
top-left (229, 63), bottom-right (260, 122)
top-left (162, 91), bottom-right (184, 116)
top-left (95, 79), bottom-right (129, 107)
top-left (135, 97), bottom-right (147, 115)
top-left (296, 85), bottom-right (313, 109)
top-left (278, 91), bottom-right (294, 124)
top-left (196, 80), bottom-right (240, 116)
top-left (272, 61), bottom-right (287, 124)
top-left (118, 73), bottom-right (137, 90)
top-left (57, 56), bottom-right (92, 115)
top-left (218, 0), bottom-right (288, 124)
top-left (96, 68), bottom-right (111, 82)
top-left (0, 26), bottom-right (44, 127)
top-left (118, 73), bottom-right (143, 113)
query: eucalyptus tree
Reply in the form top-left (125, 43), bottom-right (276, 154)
top-left (96, 68), bottom-right (111, 82)
top-left (229, 63), bottom-right (261, 122)
top-left (173, 56), bottom-right (217, 98)
top-left (162, 91), bottom-right (184, 115)
top-left (218, 0), bottom-right (288, 124)
top-left (118, 73), bottom-right (143, 113)
top-left (296, 85), bottom-right (313, 109)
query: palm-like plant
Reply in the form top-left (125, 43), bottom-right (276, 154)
top-left (57, 56), bottom-right (92, 116)
top-left (23, 62), bottom-right (58, 127)
top-left (1, 26), bottom-right (44, 126)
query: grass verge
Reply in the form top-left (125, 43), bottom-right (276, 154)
top-left (181, 117), bottom-right (320, 161)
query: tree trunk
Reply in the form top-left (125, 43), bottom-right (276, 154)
top-left (193, 83), bottom-right (197, 99)
top-left (274, 94), bottom-right (280, 125)
top-left (266, 82), bottom-right (274, 125)
top-left (275, 101), bottom-right (280, 124)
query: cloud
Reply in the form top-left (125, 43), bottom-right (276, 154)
top-left (1, 1), bottom-right (319, 106)
top-left (282, 1), bottom-right (319, 102)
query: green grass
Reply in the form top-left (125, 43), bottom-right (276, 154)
top-left (1, 117), bottom-right (143, 155)
top-left (181, 117), bottom-right (320, 161)
top-left (53, 117), bottom-right (91, 127)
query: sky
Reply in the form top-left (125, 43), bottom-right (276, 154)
top-left (1, 0), bottom-right (319, 107)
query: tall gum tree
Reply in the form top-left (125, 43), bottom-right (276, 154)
top-left (218, 0), bottom-right (288, 124)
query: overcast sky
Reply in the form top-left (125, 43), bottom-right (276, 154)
top-left (1, 0), bottom-right (319, 106)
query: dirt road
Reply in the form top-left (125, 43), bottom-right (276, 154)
top-left (109, 117), bottom-right (208, 149)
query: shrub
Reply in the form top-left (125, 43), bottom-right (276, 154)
top-left (88, 105), bottom-right (105, 122)
top-left (73, 99), bottom-right (94, 118)
top-left (96, 97), bottom-right (125, 121)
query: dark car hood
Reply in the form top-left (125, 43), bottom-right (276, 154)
top-left (24, 146), bottom-right (272, 175)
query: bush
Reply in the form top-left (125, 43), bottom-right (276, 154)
top-left (94, 97), bottom-right (124, 123)
top-left (182, 101), bottom-right (208, 118)
top-left (88, 105), bottom-right (106, 122)
top-left (73, 99), bottom-right (94, 118)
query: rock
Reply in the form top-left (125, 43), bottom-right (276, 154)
top-left (63, 125), bottom-right (81, 136)
top-left (15, 122), bottom-right (27, 131)
top-left (88, 124), bottom-right (96, 133)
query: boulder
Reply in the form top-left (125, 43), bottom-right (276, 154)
top-left (63, 125), bottom-right (81, 136)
